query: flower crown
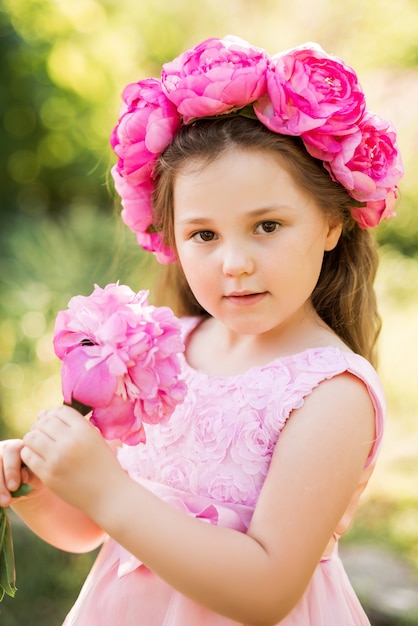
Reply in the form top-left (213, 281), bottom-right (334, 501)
top-left (110, 36), bottom-right (404, 264)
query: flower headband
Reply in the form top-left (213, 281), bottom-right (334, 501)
top-left (110, 36), bottom-right (404, 264)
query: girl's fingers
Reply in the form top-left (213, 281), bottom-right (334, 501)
top-left (27, 408), bottom-right (74, 444)
top-left (21, 407), bottom-right (95, 488)
top-left (0, 440), bottom-right (25, 505)
top-left (22, 430), bottom-right (48, 460)
top-left (4, 442), bottom-right (24, 488)
top-left (32, 405), bottom-right (86, 437)
top-left (0, 406), bottom-right (80, 504)
top-left (20, 445), bottom-right (42, 477)
top-left (21, 414), bottom-right (65, 479)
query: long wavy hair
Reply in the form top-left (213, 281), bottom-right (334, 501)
top-left (151, 115), bottom-right (381, 366)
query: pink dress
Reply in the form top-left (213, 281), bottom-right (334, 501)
top-left (63, 317), bottom-right (385, 625)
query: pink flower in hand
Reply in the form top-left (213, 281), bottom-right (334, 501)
top-left (254, 42), bottom-right (365, 136)
top-left (53, 284), bottom-right (187, 445)
top-left (110, 78), bottom-right (181, 186)
top-left (161, 36), bottom-right (269, 123)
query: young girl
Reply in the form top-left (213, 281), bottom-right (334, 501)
top-left (0, 37), bottom-right (403, 625)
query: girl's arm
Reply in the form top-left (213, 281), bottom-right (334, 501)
top-left (0, 439), bottom-right (105, 553)
top-left (12, 486), bottom-right (106, 553)
top-left (21, 373), bottom-right (375, 626)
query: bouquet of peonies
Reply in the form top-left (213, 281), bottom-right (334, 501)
top-left (53, 282), bottom-right (187, 444)
top-left (0, 283), bottom-right (187, 601)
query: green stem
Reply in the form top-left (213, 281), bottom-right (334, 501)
top-left (0, 483), bottom-right (34, 601)
top-left (0, 508), bottom-right (17, 601)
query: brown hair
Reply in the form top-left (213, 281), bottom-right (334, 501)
top-left (151, 115), bottom-right (381, 366)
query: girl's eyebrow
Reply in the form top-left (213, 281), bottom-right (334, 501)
top-left (177, 205), bottom-right (291, 225)
top-left (176, 216), bottom-right (214, 226)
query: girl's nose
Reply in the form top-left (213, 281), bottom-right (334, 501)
top-left (222, 244), bottom-right (254, 277)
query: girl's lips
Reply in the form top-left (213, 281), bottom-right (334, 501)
top-left (225, 292), bottom-right (267, 306)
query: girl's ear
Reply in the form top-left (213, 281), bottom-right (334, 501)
top-left (324, 219), bottom-right (343, 252)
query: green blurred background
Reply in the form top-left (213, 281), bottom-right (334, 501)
top-left (0, 0), bottom-right (417, 624)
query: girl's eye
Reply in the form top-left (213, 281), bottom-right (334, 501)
top-left (256, 221), bottom-right (280, 234)
top-left (192, 230), bottom-right (216, 242)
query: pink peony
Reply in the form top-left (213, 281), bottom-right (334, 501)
top-left (110, 78), bottom-right (181, 186)
top-left (111, 168), bottom-right (176, 264)
top-left (351, 191), bottom-right (398, 229)
top-left (254, 42), bottom-right (365, 136)
top-left (135, 230), bottom-right (177, 265)
top-left (161, 36), bottom-right (269, 123)
top-left (111, 167), bottom-right (154, 233)
top-left (301, 125), bottom-right (361, 162)
top-left (53, 283), bottom-right (187, 445)
top-left (326, 111), bottom-right (404, 203)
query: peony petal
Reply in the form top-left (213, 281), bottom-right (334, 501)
top-left (91, 394), bottom-right (145, 444)
top-left (63, 349), bottom-right (117, 407)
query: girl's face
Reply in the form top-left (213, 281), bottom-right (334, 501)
top-left (173, 148), bottom-right (342, 339)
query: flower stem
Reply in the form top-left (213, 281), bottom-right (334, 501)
top-left (64, 398), bottom-right (92, 416)
top-left (0, 483), bottom-right (34, 601)
top-left (0, 508), bottom-right (17, 601)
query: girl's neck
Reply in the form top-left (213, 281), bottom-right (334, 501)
top-left (185, 313), bottom-right (347, 377)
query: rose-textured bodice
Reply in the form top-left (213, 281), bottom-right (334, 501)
top-left (118, 317), bottom-right (384, 517)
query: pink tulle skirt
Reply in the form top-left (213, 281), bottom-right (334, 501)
top-left (63, 538), bottom-right (370, 626)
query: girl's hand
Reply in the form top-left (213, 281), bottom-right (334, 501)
top-left (21, 406), bottom-right (125, 515)
top-left (0, 439), bottom-right (40, 507)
